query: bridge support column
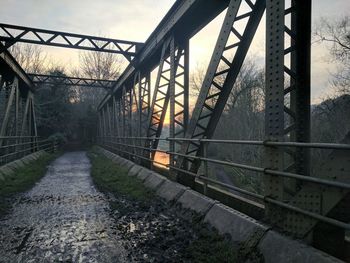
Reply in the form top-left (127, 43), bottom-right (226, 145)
top-left (169, 38), bottom-right (189, 181)
top-left (263, 2), bottom-right (347, 251)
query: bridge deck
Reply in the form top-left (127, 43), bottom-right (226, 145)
top-left (0, 151), bottom-right (239, 262)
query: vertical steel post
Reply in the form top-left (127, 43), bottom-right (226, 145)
top-left (20, 95), bottom-right (30, 136)
top-left (28, 97), bottom-right (32, 145)
top-left (15, 80), bottom-right (19, 157)
top-left (112, 96), bottom-right (117, 137)
top-left (106, 102), bottom-right (112, 138)
top-left (265, 0), bottom-right (313, 234)
top-left (169, 36), bottom-right (176, 177)
top-left (31, 94), bottom-right (38, 151)
top-left (202, 138), bottom-right (208, 196)
top-left (130, 88), bottom-right (133, 160)
top-left (169, 37), bottom-right (189, 179)
top-left (290, 0), bottom-right (311, 178)
top-left (264, 0), bottom-right (286, 224)
top-left (0, 77), bottom-right (17, 146)
top-left (101, 106), bottom-right (107, 143)
top-left (144, 38), bottom-right (172, 162)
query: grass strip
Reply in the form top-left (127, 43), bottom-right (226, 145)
top-left (0, 152), bottom-right (60, 216)
top-left (89, 150), bottom-right (154, 202)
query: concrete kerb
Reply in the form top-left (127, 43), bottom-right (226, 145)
top-left (115, 158), bottom-right (126, 166)
top-left (176, 189), bottom-right (217, 216)
top-left (128, 164), bottom-right (143, 177)
top-left (137, 168), bottom-right (152, 182)
top-left (257, 230), bottom-right (343, 263)
top-left (123, 160), bottom-right (135, 171)
top-left (23, 155), bottom-right (32, 161)
top-left (144, 171), bottom-right (167, 190)
top-left (6, 162), bottom-right (19, 170)
top-left (99, 148), bottom-right (132, 171)
top-left (21, 157), bottom-right (31, 165)
top-left (15, 160), bottom-right (25, 167)
top-left (94, 146), bottom-right (342, 263)
top-left (156, 180), bottom-right (189, 202)
top-left (0, 166), bottom-right (14, 176)
top-left (116, 157), bottom-right (128, 166)
top-left (0, 151), bottom-right (47, 179)
top-left (204, 203), bottom-right (268, 243)
top-left (111, 155), bottom-right (122, 164)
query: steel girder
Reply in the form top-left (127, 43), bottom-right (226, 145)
top-left (139, 74), bottom-right (151, 137)
top-left (130, 71), bottom-right (151, 161)
top-left (0, 23), bottom-right (143, 61)
top-left (94, 0), bottom-right (349, 246)
top-left (144, 38), bottom-right (172, 159)
top-left (144, 37), bottom-right (188, 163)
top-left (132, 72), bottom-right (151, 139)
top-left (175, 0), bottom-right (266, 187)
top-left (121, 86), bottom-right (133, 157)
top-left (0, 76), bottom-right (37, 147)
top-left (0, 48), bottom-right (37, 155)
top-left (169, 39), bottom-right (189, 173)
top-left (264, 0), bottom-right (350, 241)
top-left (264, 0), bottom-right (315, 236)
top-left (98, 0), bottom-right (231, 110)
top-left (28, 74), bottom-right (116, 89)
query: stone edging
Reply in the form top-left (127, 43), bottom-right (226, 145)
top-left (96, 146), bottom-right (344, 263)
top-left (0, 150), bottom-right (48, 180)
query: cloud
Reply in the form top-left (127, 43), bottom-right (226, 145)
top-left (0, 0), bottom-right (349, 103)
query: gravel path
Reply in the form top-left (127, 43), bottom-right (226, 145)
top-left (0, 152), bottom-right (128, 263)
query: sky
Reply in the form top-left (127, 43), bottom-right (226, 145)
top-left (0, 0), bottom-right (349, 103)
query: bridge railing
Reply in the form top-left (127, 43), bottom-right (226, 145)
top-left (0, 136), bottom-right (59, 166)
top-left (97, 135), bottom-right (350, 233)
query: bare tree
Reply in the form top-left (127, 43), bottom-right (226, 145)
top-left (190, 59), bottom-right (265, 193)
top-left (314, 16), bottom-right (350, 94)
top-left (9, 44), bottom-right (48, 74)
top-left (190, 59), bottom-right (264, 111)
top-left (74, 51), bottom-right (124, 108)
top-left (79, 51), bottom-right (123, 80)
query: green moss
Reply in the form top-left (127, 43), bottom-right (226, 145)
top-left (187, 237), bottom-right (236, 262)
top-left (0, 152), bottom-right (60, 216)
top-left (185, 216), bottom-right (237, 263)
top-left (88, 151), bottom-right (154, 202)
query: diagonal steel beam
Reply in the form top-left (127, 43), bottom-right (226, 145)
top-left (175, 0), bottom-right (265, 187)
top-left (98, 0), bottom-right (231, 110)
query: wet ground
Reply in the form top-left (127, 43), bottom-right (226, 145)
top-left (0, 152), bottom-right (128, 262)
top-left (0, 152), bottom-right (236, 263)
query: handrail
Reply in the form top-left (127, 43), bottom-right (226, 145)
top-left (97, 135), bottom-right (350, 232)
top-left (0, 137), bottom-right (59, 166)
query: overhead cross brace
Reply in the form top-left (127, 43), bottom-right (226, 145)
top-left (28, 74), bottom-right (116, 89)
top-left (0, 23), bottom-right (143, 61)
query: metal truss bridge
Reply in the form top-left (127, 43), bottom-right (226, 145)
top-left (0, 0), bottom-right (349, 260)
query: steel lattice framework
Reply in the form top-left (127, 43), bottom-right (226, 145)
top-left (96, 0), bottom-right (350, 256)
top-left (1, 0), bottom-right (349, 259)
top-left (28, 74), bottom-right (116, 89)
top-left (0, 23), bottom-right (143, 61)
